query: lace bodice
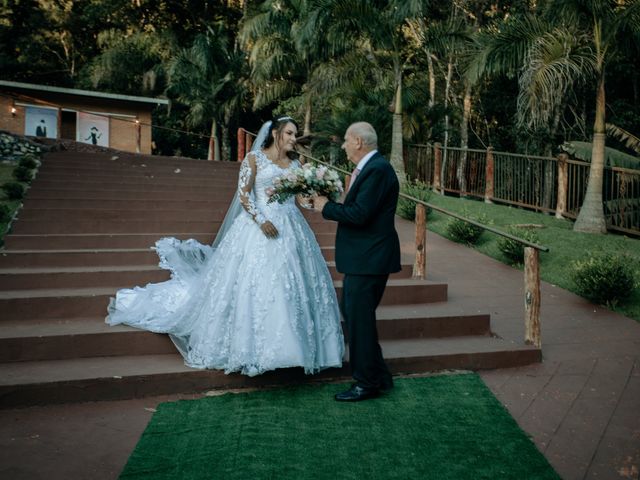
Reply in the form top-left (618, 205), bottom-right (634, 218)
top-left (238, 150), bottom-right (299, 224)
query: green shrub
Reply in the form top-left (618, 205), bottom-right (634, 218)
top-left (446, 212), bottom-right (487, 245)
top-left (0, 204), bottom-right (12, 223)
top-left (2, 182), bottom-right (25, 200)
top-left (18, 156), bottom-right (39, 169)
top-left (397, 181), bottom-right (431, 221)
top-left (13, 165), bottom-right (34, 183)
top-left (498, 226), bottom-right (541, 264)
top-left (571, 252), bottom-right (637, 306)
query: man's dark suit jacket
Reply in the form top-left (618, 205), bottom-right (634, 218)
top-left (322, 152), bottom-right (401, 275)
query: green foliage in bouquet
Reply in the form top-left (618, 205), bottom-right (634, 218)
top-left (268, 163), bottom-right (343, 204)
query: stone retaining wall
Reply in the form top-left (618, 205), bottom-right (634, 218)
top-left (0, 131), bottom-right (45, 161)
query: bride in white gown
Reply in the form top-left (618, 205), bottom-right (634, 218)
top-left (106, 117), bottom-right (344, 376)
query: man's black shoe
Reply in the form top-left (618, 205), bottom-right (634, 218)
top-left (334, 385), bottom-right (380, 402)
top-left (380, 377), bottom-right (394, 393)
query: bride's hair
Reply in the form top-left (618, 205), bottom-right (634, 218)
top-left (263, 116), bottom-right (299, 158)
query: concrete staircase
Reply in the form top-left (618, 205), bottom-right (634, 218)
top-left (0, 150), bottom-right (540, 407)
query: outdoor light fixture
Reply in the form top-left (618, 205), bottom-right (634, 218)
top-left (11, 106), bottom-right (16, 116)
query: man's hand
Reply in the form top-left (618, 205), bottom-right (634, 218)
top-left (260, 220), bottom-right (279, 238)
top-left (312, 195), bottom-right (329, 212)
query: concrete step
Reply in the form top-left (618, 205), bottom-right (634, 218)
top-left (0, 280), bottom-right (447, 321)
top-left (42, 151), bottom-right (240, 167)
top-left (0, 249), bottom-right (160, 268)
top-left (0, 261), bottom-right (412, 290)
top-left (29, 181), bottom-right (239, 194)
top-left (22, 198), bottom-right (231, 211)
top-left (2, 233), bottom-right (217, 250)
top-left (18, 208), bottom-right (337, 225)
top-left (11, 219), bottom-right (335, 235)
top-left (0, 244), bottom-right (335, 267)
top-left (38, 162), bottom-right (235, 173)
top-left (11, 219), bottom-right (223, 235)
top-left (18, 208), bottom-right (228, 223)
top-left (34, 172), bottom-right (238, 186)
top-left (26, 190), bottom-right (227, 202)
top-left (0, 306), bottom-right (491, 363)
top-left (0, 266), bottom-right (169, 290)
top-left (0, 337), bottom-right (540, 407)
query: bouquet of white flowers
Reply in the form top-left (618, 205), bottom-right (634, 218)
top-left (266, 163), bottom-right (343, 204)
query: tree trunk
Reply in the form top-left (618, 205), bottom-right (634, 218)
top-left (543, 108), bottom-right (562, 209)
top-left (221, 124), bottom-right (230, 162)
top-left (457, 81), bottom-right (471, 196)
top-left (426, 50), bottom-right (436, 141)
top-left (441, 57), bottom-right (453, 194)
top-left (390, 75), bottom-right (406, 183)
top-left (208, 119), bottom-right (221, 161)
top-left (427, 51), bottom-right (435, 109)
top-left (574, 71), bottom-right (607, 233)
top-left (304, 96), bottom-right (312, 137)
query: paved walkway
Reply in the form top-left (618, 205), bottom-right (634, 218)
top-left (1, 217), bottom-right (638, 480)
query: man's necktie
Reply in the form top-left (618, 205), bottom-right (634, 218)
top-left (348, 168), bottom-right (360, 192)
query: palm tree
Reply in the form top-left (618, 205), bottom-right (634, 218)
top-left (309, 0), bottom-right (430, 182)
top-left (469, 0), bottom-right (640, 233)
top-left (167, 23), bottom-right (247, 161)
top-left (241, 0), bottom-right (334, 136)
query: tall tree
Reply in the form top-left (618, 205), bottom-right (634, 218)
top-left (469, 0), bottom-right (640, 233)
top-left (310, 0), bottom-right (430, 182)
top-left (167, 23), bottom-right (248, 161)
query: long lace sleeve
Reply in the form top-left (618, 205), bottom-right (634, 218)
top-left (238, 152), bottom-right (267, 225)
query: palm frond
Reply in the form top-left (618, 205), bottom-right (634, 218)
top-left (606, 123), bottom-right (640, 154)
top-left (517, 27), bottom-right (595, 130)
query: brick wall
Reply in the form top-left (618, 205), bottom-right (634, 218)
top-left (0, 92), bottom-right (159, 155)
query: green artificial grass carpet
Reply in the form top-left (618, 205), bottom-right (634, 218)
top-left (120, 374), bottom-right (559, 479)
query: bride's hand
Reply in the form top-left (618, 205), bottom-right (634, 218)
top-left (260, 220), bottom-right (279, 238)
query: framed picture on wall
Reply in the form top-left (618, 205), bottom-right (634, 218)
top-left (25, 106), bottom-right (58, 139)
top-left (77, 112), bottom-right (109, 147)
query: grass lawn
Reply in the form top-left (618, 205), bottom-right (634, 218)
top-left (416, 193), bottom-right (640, 322)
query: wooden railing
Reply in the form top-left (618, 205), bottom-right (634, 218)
top-left (299, 150), bottom-right (549, 349)
top-left (236, 129), bottom-right (550, 347)
top-left (237, 128), bottom-right (257, 161)
top-left (406, 143), bottom-right (640, 235)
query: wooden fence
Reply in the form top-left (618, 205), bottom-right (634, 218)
top-left (406, 143), bottom-right (640, 235)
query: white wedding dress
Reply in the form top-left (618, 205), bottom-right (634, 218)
top-left (106, 150), bottom-right (345, 376)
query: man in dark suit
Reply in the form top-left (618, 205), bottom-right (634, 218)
top-left (313, 122), bottom-right (401, 401)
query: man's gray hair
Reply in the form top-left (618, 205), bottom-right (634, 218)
top-left (349, 122), bottom-right (378, 147)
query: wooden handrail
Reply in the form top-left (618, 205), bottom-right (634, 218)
top-left (296, 150), bottom-right (547, 349)
top-left (235, 131), bottom-right (547, 349)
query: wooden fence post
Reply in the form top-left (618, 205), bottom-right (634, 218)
top-left (237, 128), bottom-right (245, 162)
top-left (433, 143), bottom-right (442, 193)
top-left (57, 108), bottom-right (62, 140)
top-left (245, 133), bottom-right (253, 158)
top-left (413, 203), bottom-right (427, 279)
top-left (524, 247), bottom-right (541, 348)
top-left (484, 146), bottom-right (494, 203)
top-left (555, 153), bottom-right (568, 219)
top-left (135, 119), bottom-right (141, 154)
